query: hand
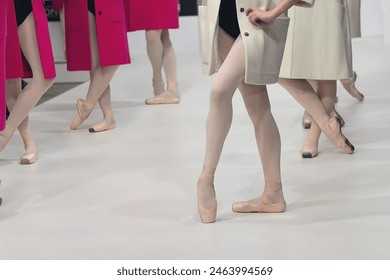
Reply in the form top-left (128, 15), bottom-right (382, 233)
top-left (246, 8), bottom-right (276, 26)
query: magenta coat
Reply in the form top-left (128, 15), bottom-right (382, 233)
top-left (62, 0), bottom-right (131, 71)
top-left (5, 0), bottom-right (56, 80)
top-left (125, 0), bottom-right (179, 31)
top-left (0, 0), bottom-right (6, 130)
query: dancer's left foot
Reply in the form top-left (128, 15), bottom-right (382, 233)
top-left (70, 99), bottom-right (92, 130)
top-left (89, 118), bottom-right (116, 133)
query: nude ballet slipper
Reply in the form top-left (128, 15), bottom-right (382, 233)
top-left (302, 110), bottom-right (312, 129)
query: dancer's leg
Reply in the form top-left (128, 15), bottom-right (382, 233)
top-left (70, 13), bottom-right (118, 130)
top-left (144, 29), bottom-right (180, 104)
top-left (145, 30), bottom-right (164, 96)
top-left (231, 83), bottom-right (285, 213)
top-left (197, 33), bottom-right (245, 223)
top-left (1, 14), bottom-right (54, 152)
top-left (278, 78), bottom-right (354, 154)
top-left (301, 80), bottom-right (337, 157)
top-left (88, 86), bottom-right (116, 132)
top-left (6, 79), bottom-right (37, 164)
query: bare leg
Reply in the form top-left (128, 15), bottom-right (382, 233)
top-left (70, 13), bottom-right (118, 130)
top-left (278, 78), bottom-right (354, 154)
top-left (144, 30), bottom-right (180, 104)
top-left (1, 14), bottom-right (54, 154)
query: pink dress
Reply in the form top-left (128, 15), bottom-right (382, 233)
top-left (0, 0), bottom-right (6, 130)
top-left (125, 0), bottom-right (179, 31)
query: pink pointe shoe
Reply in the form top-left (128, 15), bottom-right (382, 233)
top-left (70, 99), bottom-right (92, 130)
top-left (197, 180), bottom-right (217, 223)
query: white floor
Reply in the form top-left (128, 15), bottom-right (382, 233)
top-left (1, 36), bottom-right (389, 260)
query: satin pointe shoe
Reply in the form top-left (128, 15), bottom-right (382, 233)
top-left (89, 118), bottom-right (116, 133)
top-left (232, 188), bottom-right (286, 213)
top-left (145, 87), bottom-right (180, 105)
top-left (20, 151), bottom-right (38, 165)
top-left (302, 110), bottom-right (313, 129)
top-left (331, 107), bottom-right (345, 127)
top-left (300, 144), bottom-right (318, 158)
top-left (327, 116), bottom-right (354, 154)
top-left (197, 180), bottom-right (217, 223)
top-left (70, 99), bottom-right (92, 130)
top-left (341, 71), bottom-right (364, 101)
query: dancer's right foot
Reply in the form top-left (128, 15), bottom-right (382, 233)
top-left (20, 138), bottom-right (38, 165)
top-left (197, 179), bottom-right (217, 223)
top-left (70, 99), bottom-right (92, 130)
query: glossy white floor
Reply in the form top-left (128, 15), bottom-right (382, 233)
top-left (1, 36), bottom-right (389, 260)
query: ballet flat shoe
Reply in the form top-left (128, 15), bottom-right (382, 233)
top-left (197, 183), bottom-right (217, 223)
top-left (20, 152), bottom-right (38, 165)
top-left (341, 72), bottom-right (364, 101)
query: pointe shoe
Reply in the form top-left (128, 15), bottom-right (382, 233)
top-left (300, 144), bottom-right (318, 158)
top-left (232, 191), bottom-right (286, 213)
top-left (327, 116), bottom-right (354, 154)
top-left (20, 151), bottom-right (38, 165)
top-left (341, 72), bottom-right (364, 101)
top-left (331, 107), bottom-right (345, 127)
top-left (70, 99), bottom-right (92, 130)
top-left (197, 181), bottom-right (217, 223)
top-left (89, 118), bottom-right (116, 133)
top-left (145, 88), bottom-right (180, 105)
top-left (302, 111), bottom-right (312, 129)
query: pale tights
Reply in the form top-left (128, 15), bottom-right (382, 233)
top-left (198, 30), bottom-right (284, 216)
top-left (278, 78), bottom-right (346, 153)
top-left (71, 13), bottom-right (118, 131)
top-left (145, 29), bottom-right (178, 95)
top-left (1, 14), bottom-right (54, 153)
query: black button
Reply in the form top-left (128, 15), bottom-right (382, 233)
top-left (244, 32), bottom-right (249, 36)
top-left (240, 8), bottom-right (245, 12)
top-left (98, 11), bottom-right (102, 15)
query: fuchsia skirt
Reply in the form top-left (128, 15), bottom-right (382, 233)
top-left (125, 0), bottom-right (179, 31)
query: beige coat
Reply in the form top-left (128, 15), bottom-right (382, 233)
top-left (279, 0), bottom-right (353, 80)
top-left (198, 0), bottom-right (314, 85)
top-left (346, 0), bottom-right (361, 38)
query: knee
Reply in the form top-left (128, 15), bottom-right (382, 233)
top-left (145, 30), bottom-right (162, 46)
top-left (210, 85), bottom-right (231, 107)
